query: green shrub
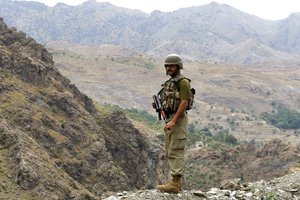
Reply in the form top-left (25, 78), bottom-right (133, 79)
top-left (213, 130), bottom-right (238, 146)
top-left (124, 108), bottom-right (163, 131)
top-left (224, 134), bottom-right (238, 146)
top-left (187, 123), bottom-right (238, 148)
top-left (261, 108), bottom-right (300, 129)
top-left (125, 108), bottom-right (156, 124)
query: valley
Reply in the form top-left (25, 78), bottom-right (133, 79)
top-left (48, 42), bottom-right (300, 146)
top-left (47, 42), bottom-right (300, 191)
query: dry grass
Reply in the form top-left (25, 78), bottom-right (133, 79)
top-left (0, 146), bottom-right (36, 200)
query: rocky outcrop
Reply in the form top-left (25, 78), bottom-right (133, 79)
top-left (103, 111), bottom-right (166, 189)
top-left (0, 17), bottom-right (165, 199)
top-left (0, 120), bottom-right (97, 199)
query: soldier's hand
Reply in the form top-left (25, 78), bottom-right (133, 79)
top-left (152, 102), bottom-right (157, 109)
top-left (164, 121), bottom-right (175, 132)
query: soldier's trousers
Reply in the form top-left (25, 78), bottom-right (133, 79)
top-left (164, 113), bottom-right (188, 177)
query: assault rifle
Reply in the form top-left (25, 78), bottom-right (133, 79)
top-left (152, 95), bottom-right (166, 122)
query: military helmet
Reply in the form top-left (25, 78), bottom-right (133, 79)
top-left (164, 54), bottom-right (183, 69)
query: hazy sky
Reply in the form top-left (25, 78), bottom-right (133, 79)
top-left (25, 0), bottom-right (300, 20)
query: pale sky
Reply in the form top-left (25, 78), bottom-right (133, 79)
top-left (21, 0), bottom-right (300, 20)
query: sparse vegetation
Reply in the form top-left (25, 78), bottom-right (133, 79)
top-left (213, 130), bottom-right (238, 146)
top-left (261, 108), bottom-right (300, 129)
top-left (187, 123), bottom-right (238, 149)
top-left (125, 108), bottom-right (164, 131)
top-left (265, 192), bottom-right (278, 200)
top-left (95, 103), bottom-right (121, 117)
top-left (0, 146), bottom-right (36, 200)
top-left (96, 103), bottom-right (164, 131)
top-left (186, 169), bottom-right (222, 189)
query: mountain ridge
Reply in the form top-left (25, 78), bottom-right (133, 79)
top-left (1, 0), bottom-right (300, 65)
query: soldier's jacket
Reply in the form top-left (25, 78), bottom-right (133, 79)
top-left (158, 74), bottom-right (192, 120)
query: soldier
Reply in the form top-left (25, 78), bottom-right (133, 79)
top-left (155, 54), bottom-right (192, 193)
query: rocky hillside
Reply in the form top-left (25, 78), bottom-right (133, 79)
top-left (185, 139), bottom-right (300, 190)
top-left (1, 0), bottom-right (300, 65)
top-left (0, 17), bottom-right (166, 199)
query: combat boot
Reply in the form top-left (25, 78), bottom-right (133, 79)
top-left (157, 175), bottom-right (181, 193)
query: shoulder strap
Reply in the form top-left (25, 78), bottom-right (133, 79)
top-left (175, 77), bottom-right (191, 93)
top-left (176, 77), bottom-right (191, 84)
top-left (161, 75), bottom-right (191, 91)
top-left (176, 77), bottom-right (191, 88)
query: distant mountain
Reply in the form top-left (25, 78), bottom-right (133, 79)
top-left (0, 0), bottom-right (300, 65)
top-left (270, 13), bottom-right (300, 53)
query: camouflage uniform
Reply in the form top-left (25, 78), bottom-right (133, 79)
top-left (164, 77), bottom-right (191, 177)
top-left (156, 54), bottom-right (192, 193)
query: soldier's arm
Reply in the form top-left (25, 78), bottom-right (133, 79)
top-left (172, 100), bottom-right (188, 122)
top-left (164, 100), bottom-right (188, 131)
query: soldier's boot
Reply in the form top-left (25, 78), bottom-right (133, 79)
top-left (157, 175), bottom-right (181, 193)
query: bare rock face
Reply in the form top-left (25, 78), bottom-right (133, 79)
top-left (0, 18), bottom-right (165, 199)
top-left (0, 120), bottom-right (100, 200)
top-left (0, 18), bottom-right (53, 84)
top-left (104, 111), bottom-right (165, 189)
